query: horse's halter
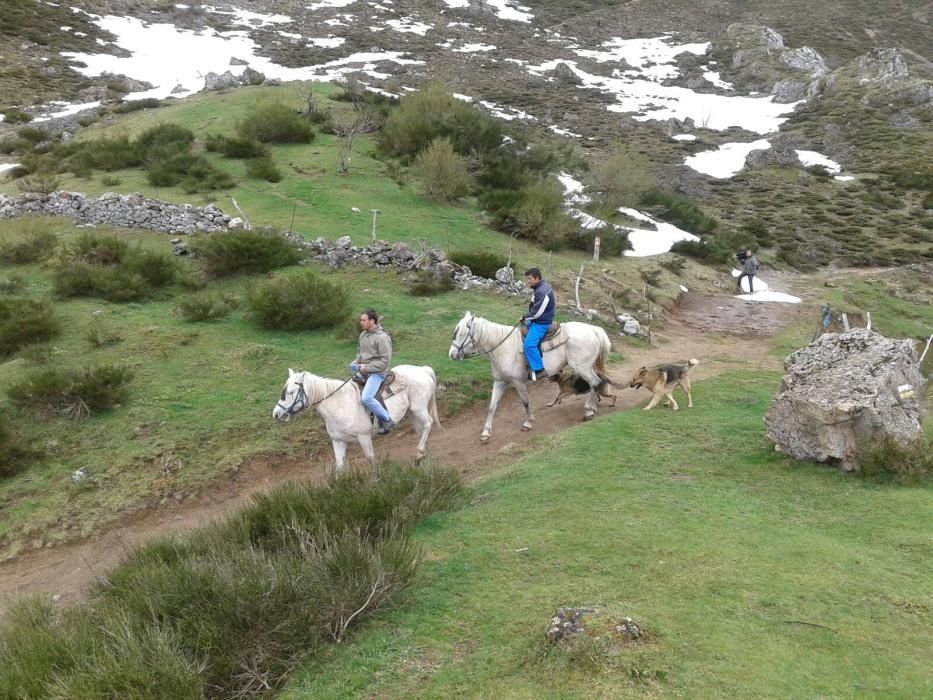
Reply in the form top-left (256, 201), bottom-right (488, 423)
top-left (276, 376), bottom-right (309, 416)
top-left (451, 318), bottom-right (478, 359)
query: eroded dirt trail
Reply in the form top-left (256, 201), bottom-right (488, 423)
top-left (0, 286), bottom-right (813, 608)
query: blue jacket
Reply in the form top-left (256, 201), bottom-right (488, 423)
top-left (525, 280), bottom-right (556, 325)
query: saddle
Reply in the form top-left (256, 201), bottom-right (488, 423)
top-left (352, 371), bottom-right (397, 414)
top-left (520, 323), bottom-right (568, 353)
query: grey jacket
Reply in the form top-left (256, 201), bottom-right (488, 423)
top-left (742, 255), bottom-right (759, 275)
top-left (356, 325), bottom-right (392, 375)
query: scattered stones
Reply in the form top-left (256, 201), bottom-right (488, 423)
top-left (545, 607), bottom-right (596, 643)
top-left (614, 617), bottom-right (641, 640)
top-left (616, 313), bottom-right (641, 335)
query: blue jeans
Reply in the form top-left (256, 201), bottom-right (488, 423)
top-left (361, 374), bottom-right (392, 423)
top-left (523, 322), bottom-right (549, 372)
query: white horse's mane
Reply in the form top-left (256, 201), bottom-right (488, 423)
top-left (301, 371), bottom-right (353, 405)
top-left (468, 314), bottom-right (515, 351)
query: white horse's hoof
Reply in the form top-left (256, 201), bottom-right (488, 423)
top-left (480, 434), bottom-right (490, 443)
top-left (520, 424), bottom-right (532, 432)
top-left (583, 413), bottom-right (595, 422)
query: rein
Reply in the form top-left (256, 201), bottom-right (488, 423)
top-left (455, 320), bottom-right (521, 359)
top-left (277, 373), bottom-right (356, 416)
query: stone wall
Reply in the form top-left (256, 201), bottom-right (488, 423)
top-left (0, 191), bottom-right (231, 234)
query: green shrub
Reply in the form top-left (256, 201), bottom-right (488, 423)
top-left (415, 136), bottom-right (470, 202)
top-left (192, 229), bottom-right (301, 277)
top-left (16, 170), bottom-right (60, 195)
top-left (69, 231), bottom-right (129, 264)
top-left (659, 255), bottom-right (688, 275)
top-left (513, 179), bottom-right (567, 240)
top-left (449, 251), bottom-right (512, 279)
top-left (111, 98), bottom-right (162, 114)
top-left (65, 135), bottom-right (143, 172)
top-left (245, 156), bottom-right (283, 182)
top-left (176, 291), bottom-right (234, 322)
top-left (858, 434), bottom-right (932, 484)
top-left (0, 297), bottom-right (60, 357)
top-left (1, 107), bottom-right (33, 124)
top-left (404, 269), bottom-right (455, 296)
top-left (15, 127), bottom-right (48, 145)
top-left (381, 83), bottom-right (502, 158)
top-left (136, 123), bottom-right (195, 156)
top-left (0, 272), bottom-right (25, 294)
top-left (248, 270), bottom-right (350, 330)
top-left (6, 364), bottom-right (133, 419)
top-left (563, 225), bottom-right (632, 256)
top-left (237, 100), bottom-right (314, 144)
top-left (99, 175), bottom-right (121, 186)
top-left (0, 416), bottom-right (40, 479)
top-left (88, 267), bottom-right (152, 302)
top-left (639, 188), bottom-right (719, 236)
top-left (123, 249), bottom-right (178, 288)
top-left (84, 316), bottom-right (122, 348)
top-left (0, 219), bottom-right (58, 263)
top-left (205, 133), bottom-right (269, 159)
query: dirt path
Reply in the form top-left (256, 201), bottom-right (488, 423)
top-left (0, 280), bottom-right (816, 609)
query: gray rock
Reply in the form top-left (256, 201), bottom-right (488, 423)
top-left (616, 313), bottom-right (641, 336)
top-left (203, 71), bottom-right (240, 91)
top-left (764, 329), bottom-right (927, 471)
top-left (230, 57), bottom-right (249, 66)
top-left (335, 235), bottom-right (353, 249)
top-left (241, 67), bottom-right (266, 86)
top-left (550, 62), bottom-right (581, 85)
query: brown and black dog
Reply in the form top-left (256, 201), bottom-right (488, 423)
top-left (629, 359), bottom-right (699, 411)
top-left (547, 371), bottom-right (617, 407)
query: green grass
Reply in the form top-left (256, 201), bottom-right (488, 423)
top-left (0, 224), bottom-right (519, 558)
top-left (285, 371), bottom-right (933, 698)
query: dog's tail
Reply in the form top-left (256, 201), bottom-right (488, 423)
top-left (685, 358), bottom-right (699, 372)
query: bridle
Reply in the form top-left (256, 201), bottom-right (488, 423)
top-left (276, 373), bottom-right (356, 416)
top-left (451, 317), bottom-right (521, 360)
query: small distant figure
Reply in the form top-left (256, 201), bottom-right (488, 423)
top-left (822, 303), bottom-right (832, 330)
top-left (736, 249), bottom-right (759, 294)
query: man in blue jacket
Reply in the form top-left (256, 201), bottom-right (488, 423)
top-left (521, 267), bottom-right (556, 382)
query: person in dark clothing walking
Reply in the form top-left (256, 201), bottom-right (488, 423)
top-left (736, 250), bottom-right (759, 294)
top-left (521, 267), bottom-right (556, 381)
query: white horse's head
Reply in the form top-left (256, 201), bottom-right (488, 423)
top-left (272, 369), bottom-right (308, 422)
top-left (449, 311), bottom-right (477, 360)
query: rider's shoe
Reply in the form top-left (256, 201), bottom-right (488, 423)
top-left (377, 419), bottom-right (396, 435)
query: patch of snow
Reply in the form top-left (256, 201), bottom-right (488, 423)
top-left (0, 163), bottom-right (21, 175)
top-left (453, 43), bottom-right (496, 52)
top-left (679, 285), bottom-right (689, 293)
top-left (702, 70), bottom-right (733, 90)
top-left (834, 175), bottom-right (855, 182)
top-left (684, 140), bottom-right (771, 178)
top-left (61, 25), bottom-right (72, 31)
top-left (736, 291), bottom-right (801, 303)
top-left (452, 93), bottom-right (473, 102)
top-left (309, 0), bottom-right (357, 9)
top-left (324, 16), bottom-right (353, 26)
top-left (454, 0), bottom-right (532, 22)
top-left (527, 56), bottom-right (800, 134)
top-left (795, 149), bottom-right (841, 174)
top-left (279, 31), bottom-right (303, 39)
top-left (672, 134), bottom-right (696, 141)
top-left (550, 125), bottom-right (582, 138)
top-left (618, 207), bottom-right (699, 256)
top-left (33, 100), bottom-right (101, 122)
top-left (479, 101), bottom-right (535, 121)
top-left (557, 172), bottom-right (587, 201)
top-left (61, 15), bottom-right (422, 100)
top-left (576, 37), bottom-right (709, 81)
top-left (385, 18), bottom-right (432, 35)
top-left (309, 37), bottom-right (345, 47)
top-left (204, 6), bottom-right (292, 27)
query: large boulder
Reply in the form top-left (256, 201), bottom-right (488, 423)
top-left (764, 329), bottom-right (927, 471)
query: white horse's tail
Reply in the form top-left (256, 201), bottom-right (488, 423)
top-left (593, 330), bottom-right (613, 387)
top-left (426, 366), bottom-right (443, 429)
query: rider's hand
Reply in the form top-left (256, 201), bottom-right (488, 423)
top-left (350, 363), bottom-right (360, 372)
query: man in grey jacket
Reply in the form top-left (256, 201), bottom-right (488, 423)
top-left (351, 309), bottom-right (395, 434)
top-left (737, 250), bottom-right (760, 294)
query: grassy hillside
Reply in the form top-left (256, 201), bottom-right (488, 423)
top-left (285, 370), bottom-right (933, 698)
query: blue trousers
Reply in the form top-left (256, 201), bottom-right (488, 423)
top-left (523, 322), bottom-right (549, 372)
top-left (361, 374), bottom-right (392, 423)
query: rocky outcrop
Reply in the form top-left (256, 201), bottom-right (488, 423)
top-left (0, 191), bottom-right (230, 233)
top-left (718, 23), bottom-right (829, 103)
top-left (765, 329), bottom-right (927, 471)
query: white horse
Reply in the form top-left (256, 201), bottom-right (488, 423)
top-left (448, 312), bottom-right (612, 442)
top-left (272, 365), bottom-right (441, 470)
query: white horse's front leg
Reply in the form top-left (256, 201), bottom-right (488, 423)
top-left (513, 381), bottom-right (534, 432)
top-left (481, 380), bottom-right (508, 443)
top-left (357, 432), bottom-right (376, 464)
top-left (332, 439), bottom-right (348, 471)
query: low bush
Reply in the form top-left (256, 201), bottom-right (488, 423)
top-left (84, 316), bottom-right (123, 348)
top-left (111, 98), bottom-right (162, 114)
top-left (192, 229), bottom-right (301, 277)
top-left (563, 225), bottom-right (631, 256)
top-left (205, 134), bottom-right (269, 159)
top-left (1, 107), bottom-right (33, 124)
top-left (145, 152), bottom-right (233, 192)
top-left (176, 291), bottom-right (234, 322)
top-left (0, 297), bottom-right (60, 357)
top-left (238, 100), bottom-right (314, 144)
top-left (858, 433), bottom-right (932, 484)
top-left (414, 136), bottom-right (470, 202)
top-left (123, 249), bottom-right (178, 288)
top-left (246, 156), bottom-right (283, 182)
top-left (0, 219), bottom-right (58, 263)
top-left (449, 251), bottom-right (512, 279)
top-left (0, 416), bottom-right (40, 480)
top-left (0, 273), bottom-right (25, 294)
top-left (69, 231), bottom-right (129, 265)
top-left (404, 269), bottom-right (455, 296)
top-left (0, 462), bottom-right (461, 698)
top-left (248, 270), bottom-right (350, 330)
top-left (6, 364), bottom-right (134, 420)
top-left (639, 188), bottom-right (718, 236)
top-left (659, 255), bottom-right (688, 275)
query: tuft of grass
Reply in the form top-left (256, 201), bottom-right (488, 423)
top-left (0, 218), bottom-right (59, 263)
top-left (191, 228), bottom-right (301, 277)
top-left (237, 100), bottom-right (315, 144)
top-left (205, 133), bottom-right (269, 159)
top-left (247, 269), bottom-right (350, 331)
top-left (6, 364), bottom-right (134, 420)
top-left (176, 291), bottom-right (234, 322)
top-left (858, 433), bottom-right (932, 484)
top-left (0, 297), bottom-right (60, 358)
top-left (245, 156), bottom-right (283, 182)
top-left (84, 316), bottom-right (123, 348)
top-left (0, 415), bottom-right (41, 480)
